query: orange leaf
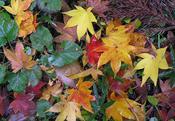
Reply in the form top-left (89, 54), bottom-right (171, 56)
top-left (68, 79), bottom-right (95, 113)
top-left (4, 42), bottom-right (36, 73)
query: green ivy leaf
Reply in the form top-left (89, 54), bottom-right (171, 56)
top-left (0, 65), bottom-right (7, 84)
top-left (23, 66), bottom-right (42, 87)
top-left (37, 0), bottom-right (61, 13)
top-left (0, 1), bottom-right (5, 7)
top-left (7, 71), bottom-right (28, 92)
top-left (30, 25), bottom-right (53, 52)
top-left (37, 100), bottom-right (52, 118)
top-left (0, 12), bottom-right (18, 47)
top-left (147, 96), bottom-right (158, 107)
top-left (48, 41), bottom-right (82, 67)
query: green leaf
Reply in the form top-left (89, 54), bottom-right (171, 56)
top-left (0, 1), bottom-right (5, 7)
top-left (48, 41), bottom-right (82, 67)
top-left (30, 25), bottom-right (53, 52)
top-left (23, 66), bottom-right (42, 87)
top-left (0, 65), bottom-right (7, 84)
top-left (7, 71), bottom-right (28, 92)
top-left (134, 19), bottom-right (142, 29)
top-left (0, 12), bottom-right (18, 47)
top-left (37, 0), bottom-right (61, 13)
top-left (170, 45), bottom-right (175, 67)
top-left (37, 99), bottom-right (52, 118)
top-left (147, 96), bottom-right (158, 107)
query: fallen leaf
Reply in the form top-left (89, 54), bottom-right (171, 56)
top-left (97, 20), bottom-right (146, 73)
top-left (134, 44), bottom-right (170, 86)
top-left (0, 88), bottom-right (9, 116)
top-left (69, 67), bottom-right (103, 80)
top-left (4, 42), bottom-right (37, 73)
top-left (64, 6), bottom-right (97, 40)
top-left (86, 0), bottom-right (109, 18)
top-left (18, 11), bottom-right (38, 37)
top-left (106, 93), bottom-right (144, 121)
top-left (48, 97), bottom-right (84, 121)
top-left (26, 81), bottom-right (46, 97)
top-left (40, 82), bottom-right (63, 101)
top-left (53, 22), bottom-right (77, 42)
top-left (86, 35), bottom-right (104, 65)
top-left (68, 79), bottom-right (95, 112)
top-left (9, 93), bottom-right (36, 116)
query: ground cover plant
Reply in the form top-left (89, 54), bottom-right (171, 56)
top-left (0, 0), bottom-right (175, 121)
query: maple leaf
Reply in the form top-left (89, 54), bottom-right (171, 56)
top-left (3, 42), bottom-right (37, 73)
top-left (86, 35), bottom-right (104, 65)
top-left (69, 67), bottom-right (103, 80)
top-left (40, 82), bottom-right (63, 101)
top-left (3, 0), bottom-right (33, 15)
top-left (18, 11), bottom-right (38, 37)
top-left (134, 45), bottom-right (170, 86)
top-left (106, 93), bottom-right (145, 121)
top-left (86, 0), bottom-right (109, 18)
top-left (48, 96), bottom-right (84, 121)
top-left (64, 6), bottom-right (97, 40)
top-left (97, 20), bottom-right (146, 73)
top-left (68, 79), bottom-right (95, 113)
top-left (53, 22), bottom-right (77, 42)
top-left (9, 93), bottom-right (36, 116)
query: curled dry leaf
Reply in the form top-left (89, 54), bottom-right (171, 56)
top-left (40, 82), bottom-right (63, 101)
top-left (56, 61), bottom-right (82, 88)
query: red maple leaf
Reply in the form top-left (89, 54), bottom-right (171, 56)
top-left (86, 35), bottom-right (104, 65)
top-left (9, 93), bottom-right (36, 116)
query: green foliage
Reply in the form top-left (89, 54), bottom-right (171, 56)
top-left (7, 71), bottom-right (28, 92)
top-left (37, 0), bottom-right (62, 13)
top-left (37, 100), bottom-right (52, 118)
top-left (23, 66), bottom-right (42, 86)
top-left (0, 12), bottom-right (18, 47)
top-left (48, 41), bottom-right (82, 67)
top-left (30, 25), bottom-right (53, 52)
top-left (147, 96), bottom-right (158, 107)
top-left (0, 65), bottom-right (7, 84)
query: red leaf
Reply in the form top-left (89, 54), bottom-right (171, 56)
top-left (86, 36), bottom-right (103, 65)
top-left (86, 0), bottom-right (109, 18)
top-left (0, 88), bottom-right (9, 116)
top-left (26, 81), bottom-right (46, 97)
top-left (9, 93), bottom-right (36, 116)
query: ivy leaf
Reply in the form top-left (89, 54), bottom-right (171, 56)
top-left (37, 0), bottom-right (61, 13)
top-left (48, 41), bottom-right (82, 67)
top-left (23, 65), bottom-right (42, 87)
top-left (0, 12), bottom-right (18, 47)
top-left (30, 25), bottom-right (53, 52)
top-left (0, 1), bottom-right (4, 7)
top-left (0, 65), bottom-right (7, 84)
top-left (36, 100), bottom-right (52, 118)
top-left (147, 96), bottom-right (158, 107)
top-left (7, 71), bottom-right (28, 92)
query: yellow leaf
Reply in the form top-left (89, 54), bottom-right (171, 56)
top-left (106, 93), bottom-right (144, 121)
top-left (3, 0), bottom-right (33, 15)
top-left (97, 20), bottom-right (146, 73)
top-left (64, 6), bottom-right (97, 40)
top-left (68, 79), bottom-right (95, 113)
top-left (69, 67), bottom-right (103, 80)
top-left (48, 98), bottom-right (84, 121)
top-left (134, 45), bottom-right (170, 86)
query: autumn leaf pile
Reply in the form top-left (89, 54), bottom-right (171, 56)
top-left (0, 0), bottom-right (175, 121)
